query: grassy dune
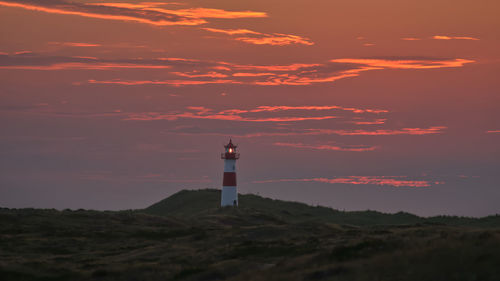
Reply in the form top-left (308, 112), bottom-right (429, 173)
top-left (145, 189), bottom-right (500, 227)
top-left (1, 189), bottom-right (499, 280)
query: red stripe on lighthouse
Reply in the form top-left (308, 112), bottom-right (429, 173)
top-left (223, 172), bottom-right (236, 186)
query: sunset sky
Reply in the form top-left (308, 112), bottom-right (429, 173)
top-left (1, 0), bottom-right (499, 216)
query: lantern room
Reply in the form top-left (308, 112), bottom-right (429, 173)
top-left (221, 139), bottom-right (240, 159)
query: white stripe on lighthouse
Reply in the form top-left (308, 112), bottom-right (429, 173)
top-left (224, 159), bottom-right (236, 173)
top-left (221, 186), bottom-right (238, 206)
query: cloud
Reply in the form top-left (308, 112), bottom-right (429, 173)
top-left (350, 118), bottom-right (386, 125)
top-left (230, 63), bottom-right (321, 72)
top-left (402, 36), bottom-right (479, 41)
top-left (82, 67), bottom-right (351, 86)
top-left (202, 28), bottom-right (261, 35)
top-left (88, 79), bottom-right (237, 86)
top-left (2, 102), bottom-right (443, 141)
top-left (1, 1), bottom-right (318, 47)
top-left (48, 42), bottom-right (101, 47)
top-left (125, 112), bottom-right (338, 122)
top-left (0, 53), bottom-right (178, 70)
top-left (246, 105), bottom-right (387, 114)
top-left (330, 58), bottom-right (474, 70)
top-left (235, 33), bottom-right (314, 46)
top-left (91, 3), bottom-right (267, 19)
top-left (171, 71), bottom-right (228, 78)
top-left (164, 125), bottom-right (447, 138)
top-left (0, 54), bottom-right (474, 86)
top-left (273, 142), bottom-right (378, 152)
top-left (232, 72), bottom-right (275, 77)
top-left (253, 176), bottom-right (435, 187)
top-left (0, 0), bottom-right (203, 26)
top-left (432, 35), bottom-right (479, 41)
top-left (14, 50), bottom-right (32, 55)
top-left (121, 57), bottom-right (472, 86)
top-left (123, 104), bottom-right (387, 123)
top-left (204, 27), bottom-right (314, 46)
top-left (486, 130), bottom-right (500, 133)
top-left (306, 126), bottom-right (447, 136)
top-left (47, 42), bottom-right (150, 50)
top-left (0, 0), bottom-right (266, 26)
top-left (173, 8), bottom-right (265, 19)
top-left (2, 63), bottom-right (172, 71)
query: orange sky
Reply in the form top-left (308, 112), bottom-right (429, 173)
top-left (0, 0), bottom-right (499, 216)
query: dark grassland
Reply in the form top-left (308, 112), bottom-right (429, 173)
top-left (1, 189), bottom-right (499, 281)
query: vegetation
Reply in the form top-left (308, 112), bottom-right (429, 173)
top-left (145, 189), bottom-right (500, 227)
top-left (1, 189), bottom-right (499, 280)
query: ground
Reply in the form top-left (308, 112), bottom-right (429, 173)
top-left (1, 189), bottom-right (499, 281)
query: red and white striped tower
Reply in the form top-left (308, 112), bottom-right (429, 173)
top-left (221, 139), bottom-right (240, 207)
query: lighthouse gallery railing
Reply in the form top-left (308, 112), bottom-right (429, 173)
top-left (221, 153), bottom-right (240, 159)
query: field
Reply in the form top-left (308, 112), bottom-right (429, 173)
top-left (1, 189), bottom-right (499, 281)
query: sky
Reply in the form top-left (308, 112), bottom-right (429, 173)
top-left (0, 0), bottom-right (499, 217)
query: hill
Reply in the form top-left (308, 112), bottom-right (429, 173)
top-left (143, 189), bottom-right (500, 227)
top-left (1, 189), bottom-right (500, 281)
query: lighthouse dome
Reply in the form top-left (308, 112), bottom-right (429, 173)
top-left (222, 139), bottom-right (239, 159)
top-left (224, 139), bottom-right (237, 149)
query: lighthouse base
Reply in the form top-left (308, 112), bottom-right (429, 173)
top-left (221, 186), bottom-right (238, 207)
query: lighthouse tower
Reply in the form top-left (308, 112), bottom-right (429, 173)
top-left (221, 139), bottom-right (239, 207)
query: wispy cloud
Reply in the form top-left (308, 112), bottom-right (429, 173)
top-left (313, 126), bottom-right (447, 136)
top-left (330, 58), bottom-right (474, 69)
top-left (486, 130), bottom-right (500, 133)
top-left (165, 126), bottom-right (447, 138)
top-left (253, 176), bottom-right (437, 187)
top-left (0, 0), bottom-right (203, 26)
top-left (125, 112), bottom-right (337, 122)
top-left (0, 105), bottom-right (129, 119)
top-left (0, 1), bottom-right (319, 47)
top-left (171, 71), bottom-right (228, 78)
top-left (204, 27), bottom-right (314, 46)
top-left (202, 28), bottom-right (261, 35)
top-left (249, 105), bottom-right (387, 114)
top-left (14, 50), bottom-right (32, 55)
top-left (232, 72), bottom-right (275, 77)
top-left (2, 63), bottom-right (172, 71)
top-left (88, 79), bottom-right (236, 86)
top-left (235, 33), bottom-right (314, 46)
top-left (46, 41), bottom-right (150, 51)
top-left (0, 54), bottom-right (474, 86)
top-left (0, 53), bottom-right (174, 71)
top-left (0, 0), bottom-right (266, 26)
top-left (350, 118), bottom-right (386, 125)
top-left (273, 142), bottom-right (378, 152)
top-left (90, 3), bottom-right (267, 19)
top-left (48, 41), bottom-right (101, 47)
top-left (401, 36), bottom-right (479, 41)
top-left (432, 35), bottom-right (479, 41)
top-left (231, 63), bottom-right (321, 72)
top-left (123, 104), bottom-right (387, 122)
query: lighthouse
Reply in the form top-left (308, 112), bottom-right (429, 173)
top-left (221, 139), bottom-right (239, 207)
